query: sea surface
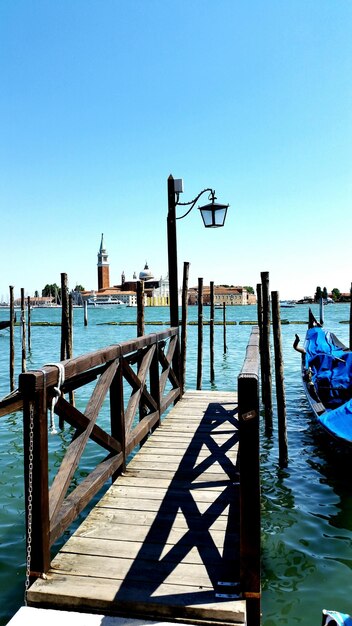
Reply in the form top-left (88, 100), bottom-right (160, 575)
top-left (0, 303), bottom-right (351, 625)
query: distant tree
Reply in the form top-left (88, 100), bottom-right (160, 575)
top-left (74, 284), bottom-right (85, 292)
top-left (315, 286), bottom-right (322, 302)
top-left (42, 283), bottom-right (61, 300)
top-left (331, 288), bottom-right (341, 302)
top-left (243, 286), bottom-right (254, 294)
top-left (322, 286), bottom-right (328, 300)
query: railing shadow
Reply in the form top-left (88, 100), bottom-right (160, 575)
top-left (114, 400), bottom-right (240, 608)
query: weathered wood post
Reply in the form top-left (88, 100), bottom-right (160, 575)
top-left (256, 282), bottom-right (264, 402)
top-left (137, 281), bottom-right (145, 337)
top-left (196, 277), bottom-right (203, 390)
top-left (110, 360), bottom-right (126, 478)
top-left (319, 297), bottom-right (324, 326)
top-left (223, 302), bottom-right (227, 353)
top-left (68, 293), bottom-right (73, 359)
top-left (21, 288), bottom-right (26, 373)
top-left (210, 281), bottom-right (215, 383)
top-left (21, 370), bottom-right (50, 582)
top-left (181, 261), bottom-right (190, 394)
top-left (238, 327), bottom-right (261, 626)
top-left (261, 271), bottom-right (273, 430)
top-left (60, 273), bottom-right (70, 428)
top-left (350, 282), bottom-right (352, 350)
top-left (9, 285), bottom-right (15, 391)
top-left (137, 280), bottom-right (147, 428)
top-left (27, 296), bottom-right (31, 353)
top-left (84, 300), bottom-right (88, 326)
top-left (150, 336), bottom-right (161, 431)
top-left (271, 291), bottom-right (288, 467)
top-left (60, 273), bottom-right (70, 361)
top-left (68, 293), bottom-right (75, 407)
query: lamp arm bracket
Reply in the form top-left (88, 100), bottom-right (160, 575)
top-left (176, 188), bottom-right (215, 220)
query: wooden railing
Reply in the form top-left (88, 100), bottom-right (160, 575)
top-left (19, 328), bottom-right (180, 580)
top-left (237, 326), bottom-right (261, 626)
top-left (0, 390), bottom-right (23, 417)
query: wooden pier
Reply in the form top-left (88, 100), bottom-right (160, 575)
top-left (27, 390), bottom-right (245, 623)
top-left (7, 325), bottom-right (261, 626)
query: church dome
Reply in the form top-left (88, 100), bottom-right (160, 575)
top-left (139, 262), bottom-right (154, 281)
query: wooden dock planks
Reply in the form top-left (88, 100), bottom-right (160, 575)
top-left (27, 390), bottom-right (246, 624)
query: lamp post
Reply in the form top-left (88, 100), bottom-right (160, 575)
top-left (167, 174), bottom-right (229, 388)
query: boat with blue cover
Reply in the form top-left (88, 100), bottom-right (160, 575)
top-left (322, 609), bottom-right (352, 625)
top-left (294, 309), bottom-right (352, 445)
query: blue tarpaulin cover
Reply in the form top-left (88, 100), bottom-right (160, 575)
top-left (322, 609), bottom-right (352, 625)
top-left (305, 327), bottom-right (352, 443)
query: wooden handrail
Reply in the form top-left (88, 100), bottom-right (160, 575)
top-left (0, 390), bottom-right (23, 417)
top-left (20, 328), bottom-right (181, 580)
top-left (19, 328), bottom-right (179, 393)
top-left (238, 326), bottom-right (261, 626)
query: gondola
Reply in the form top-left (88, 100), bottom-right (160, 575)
top-left (0, 320), bottom-right (10, 330)
top-left (322, 609), bottom-right (352, 625)
top-left (294, 309), bottom-right (352, 445)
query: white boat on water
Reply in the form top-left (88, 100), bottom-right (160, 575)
top-left (87, 297), bottom-right (126, 307)
top-left (280, 300), bottom-right (296, 308)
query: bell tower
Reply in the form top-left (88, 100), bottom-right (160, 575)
top-left (97, 233), bottom-right (110, 290)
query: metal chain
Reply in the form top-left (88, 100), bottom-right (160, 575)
top-left (24, 401), bottom-right (35, 604)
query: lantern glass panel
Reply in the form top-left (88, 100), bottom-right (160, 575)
top-left (199, 203), bottom-right (228, 228)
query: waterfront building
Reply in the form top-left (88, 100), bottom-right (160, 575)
top-left (187, 285), bottom-right (256, 306)
top-left (82, 236), bottom-right (255, 307)
top-left (81, 237), bottom-right (170, 306)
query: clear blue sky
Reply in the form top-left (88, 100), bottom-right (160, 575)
top-left (1, 0), bottom-right (351, 301)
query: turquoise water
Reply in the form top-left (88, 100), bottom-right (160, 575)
top-left (0, 303), bottom-right (351, 625)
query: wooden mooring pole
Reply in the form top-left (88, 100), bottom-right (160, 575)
top-left (197, 277), bottom-right (203, 390)
top-left (261, 271), bottom-right (273, 431)
top-left (210, 281), bottom-right (215, 383)
top-left (223, 302), bottom-right (227, 353)
top-left (137, 281), bottom-right (145, 337)
top-left (9, 286), bottom-right (15, 391)
top-left (84, 300), bottom-right (88, 326)
top-left (27, 296), bottom-right (31, 353)
top-left (181, 261), bottom-right (190, 394)
top-left (21, 288), bottom-right (26, 373)
top-left (271, 291), bottom-right (288, 467)
top-left (60, 273), bottom-right (70, 427)
top-left (60, 273), bottom-right (70, 361)
top-left (256, 282), bottom-right (264, 403)
top-left (137, 280), bottom-right (147, 429)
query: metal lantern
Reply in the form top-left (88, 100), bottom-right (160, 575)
top-left (198, 199), bottom-right (229, 228)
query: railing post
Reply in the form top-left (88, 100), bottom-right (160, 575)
top-left (22, 372), bottom-right (50, 580)
top-left (150, 336), bottom-right (161, 429)
top-left (110, 360), bottom-right (126, 477)
top-left (238, 327), bottom-right (261, 626)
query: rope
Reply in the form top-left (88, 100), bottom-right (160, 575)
top-left (42, 363), bottom-right (65, 434)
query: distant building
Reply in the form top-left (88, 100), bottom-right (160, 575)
top-left (82, 236), bottom-right (255, 307)
top-left (187, 285), bottom-right (256, 306)
top-left (81, 237), bottom-right (170, 306)
top-left (97, 233), bottom-right (110, 290)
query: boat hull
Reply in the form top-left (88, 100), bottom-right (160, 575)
top-left (299, 311), bottom-right (352, 445)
